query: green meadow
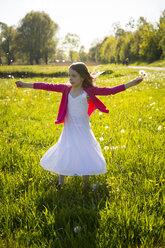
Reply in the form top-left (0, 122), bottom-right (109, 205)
top-left (0, 65), bottom-right (165, 248)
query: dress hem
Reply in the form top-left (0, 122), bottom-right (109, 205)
top-left (40, 165), bottom-right (107, 176)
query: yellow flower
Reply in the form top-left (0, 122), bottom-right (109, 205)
top-left (110, 177), bottom-right (115, 180)
top-left (28, 178), bottom-right (33, 181)
top-left (149, 179), bottom-right (154, 183)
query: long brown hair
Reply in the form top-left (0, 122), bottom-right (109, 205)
top-left (69, 62), bottom-right (95, 87)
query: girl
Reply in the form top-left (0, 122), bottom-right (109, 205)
top-left (15, 62), bottom-right (143, 189)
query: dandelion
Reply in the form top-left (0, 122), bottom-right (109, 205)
top-left (104, 146), bottom-right (109, 150)
top-left (138, 118), bottom-right (142, 122)
top-left (28, 178), bottom-right (33, 181)
top-left (139, 70), bottom-right (147, 77)
top-left (96, 181), bottom-right (102, 186)
top-left (110, 146), bottom-right (119, 150)
top-left (158, 126), bottom-right (162, 131)
top-left (74, 226), bottom-right (81, 233)
top-left (99, 137), bottom-right (104, 141)
top-left (91, 184), bottom-right (97, 191)
top-left (120, 129), bottom-right (125, 133)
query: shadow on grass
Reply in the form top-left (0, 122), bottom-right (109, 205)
top-left (35, 176), bottom-right (109, 248)
top-left (0, 71), bottom-right (68, 78)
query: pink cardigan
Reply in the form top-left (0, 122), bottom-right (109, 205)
top-left (33, 83), bottom-right (126, 124)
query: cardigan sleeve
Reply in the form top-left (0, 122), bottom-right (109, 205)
top-left (92, 84), bottom-right (126, 96)
top-left (33, 83), bottom-right (67, 93)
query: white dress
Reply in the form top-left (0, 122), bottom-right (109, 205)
top-left (40, 90), bottom-right (107, 176)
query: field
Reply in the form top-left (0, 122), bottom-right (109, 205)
top-left (0, 64), bottom-right (165, 248)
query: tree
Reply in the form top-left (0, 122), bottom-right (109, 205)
top-left (112, 22), bottom-right (125, 38)
top-left (0, 22), bottom-right (16, 64)
top-left (125, 17), bottom-right (136, 32)
top-left (100, 36), bottom-right (116, 63)
top-left (139, 23), bottom-right (162, 62)
top-left (63, 33), bottom-right (80, 61)
top-left (69, 51), bottom-right (79, 62)
top-left (16, 11), bottom-right (58, 64)
top-left (118, 33), bottom-right (132, 62)
top-left (55, 48), bottom-right (67, 61)
top-left (158, 10), bottom-right (165, 58)
top-left (129, 30), bottom-right (143, 61)
top-left (79, 46), bottom-right (87, 62)
top-left (114, 36), bottom-right (124, 62)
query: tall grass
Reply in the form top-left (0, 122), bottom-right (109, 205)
top-left (0, 65), bottom-right (165, 247)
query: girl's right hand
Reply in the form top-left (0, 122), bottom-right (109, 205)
top-left (15, 81), bottom-right (24, 88)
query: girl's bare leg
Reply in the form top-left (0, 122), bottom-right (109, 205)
top-left (82, 175), bottom-right (90, 186)
top-left (59, 175), bottom-right (65, 185)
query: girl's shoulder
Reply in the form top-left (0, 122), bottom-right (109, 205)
top-left (83, 85), bottom-right (96, 92)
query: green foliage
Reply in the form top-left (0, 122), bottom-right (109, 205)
top-left (89, 11), bottom-right (165, 64)
top-left (158, 10), bottom-right (165, 58)
top-left (0, 65), bottom-right (165, 247)
top-left (139, 23), bottom-right (162, 62)
top-left (1, 10), bottom-right (165, 65)
top-left (100, 36), bottom-right (116, 63)
top-left (0, 23), bottom-right (16, 65)
top-left (16, 11), bottom-right (58, 65)
top-left (63, 33), bottom-right (80, 61)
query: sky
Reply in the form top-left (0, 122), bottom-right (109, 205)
top-left (0, 0), bottom-right (164, 52)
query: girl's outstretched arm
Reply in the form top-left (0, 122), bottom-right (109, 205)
top-left (15, 81), bottom-right (67, 93)
top-left (92, 77), bottom-right (143, 95)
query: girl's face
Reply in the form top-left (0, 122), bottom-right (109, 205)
top-left (68, 68), bottom-right (84, 88)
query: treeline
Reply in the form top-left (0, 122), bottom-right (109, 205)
top-left (0, 10), bottom-right (165, 65)
top-left (88, 12), bottom-right (165, 64)
top-left (0, 11), bottom-right (58, 65)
